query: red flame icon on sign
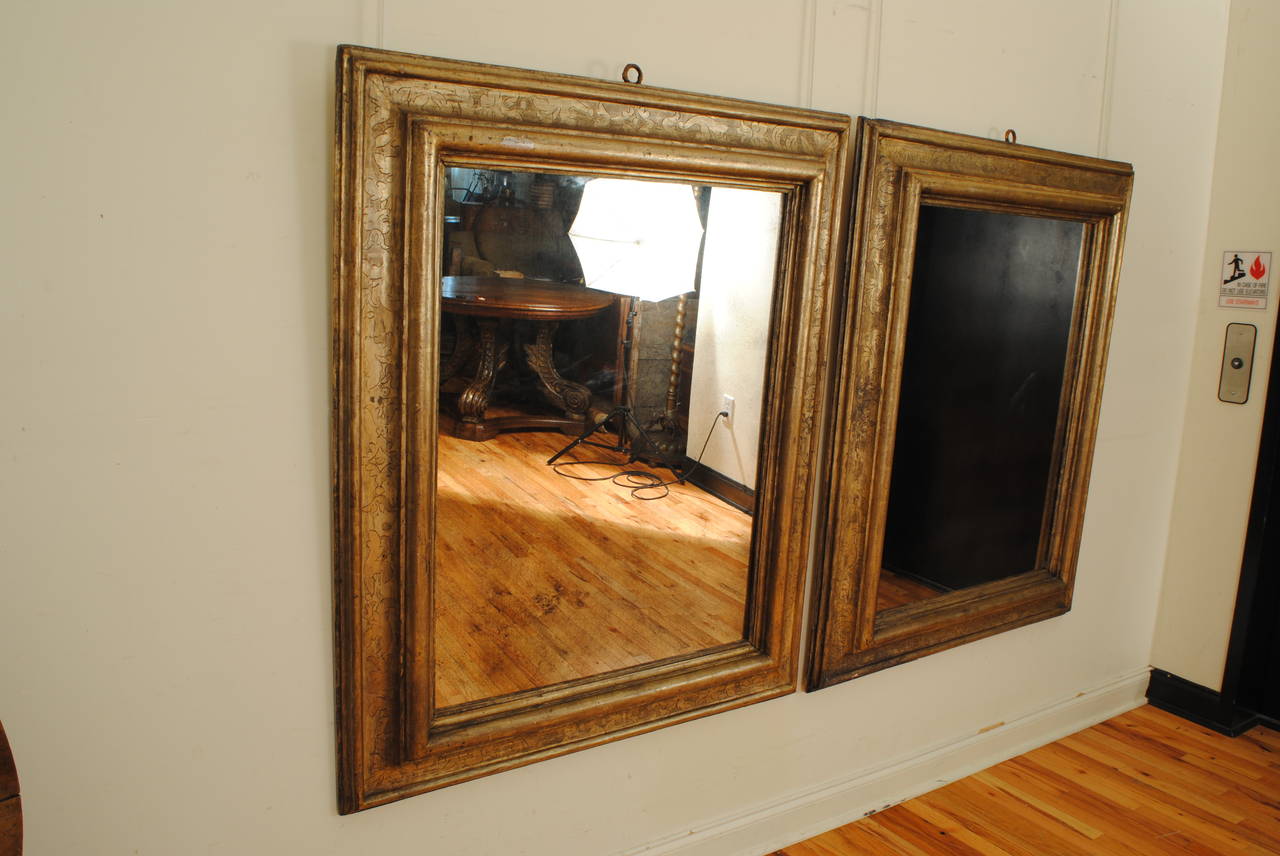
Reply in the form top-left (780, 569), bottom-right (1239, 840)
top-left (1251, 255), bottom-right (1267, 279)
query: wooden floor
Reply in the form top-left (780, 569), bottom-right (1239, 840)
top-left (877, 570), bottom-right (948, 611)
top-left (776, 705), bottom-right (1280, 855)
top-left (434, 429), bottom-right (752, 709)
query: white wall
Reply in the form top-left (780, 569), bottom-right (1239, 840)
top-left (0, 1), bottom-right (1230, 854)
top-left (687, 189), bottom-right (783, 490)
top-left (1152, 0), bottom-right (1280, 690)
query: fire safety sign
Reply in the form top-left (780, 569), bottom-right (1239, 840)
top-left (1219, 251), bottom-right (1271, 309)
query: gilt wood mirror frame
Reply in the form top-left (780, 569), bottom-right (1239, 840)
top-left (806, 120), bottom-right (1132, 690)
top-left (331, 46), bottom-right (851, 811)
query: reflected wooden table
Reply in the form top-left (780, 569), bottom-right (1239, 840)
top-left (440, 276), bottom-right (616, 441)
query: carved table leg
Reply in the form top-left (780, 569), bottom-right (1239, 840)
top-left (458, 319), bottom-right (507, 424)
top-left (524, 321), bottom-right (592, 419)
top-left (440, 314), bottom-right (474, 385)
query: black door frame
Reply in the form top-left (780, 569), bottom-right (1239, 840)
top-left (1148, 317), bottom-right (1280, 734)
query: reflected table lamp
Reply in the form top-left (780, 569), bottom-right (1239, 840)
top-left (546, 177), bottom-right (705, 465)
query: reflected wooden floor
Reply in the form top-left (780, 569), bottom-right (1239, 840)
top-left (877, 570), bottom-right (947, 611)
top-left (775, 705), bottom-right (1280, 855)
top-left (434, 429), bottom-right (752, 709)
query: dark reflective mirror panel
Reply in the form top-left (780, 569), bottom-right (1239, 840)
top-left (879, 206), bottom-right (1084, 612)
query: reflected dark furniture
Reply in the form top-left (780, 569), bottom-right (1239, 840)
top-left (440, 275), bottom-right (615, 441)
top-left (0, 722), bottom-right (19, 856)
top-left (882, 207), bottom-right (1082, 591)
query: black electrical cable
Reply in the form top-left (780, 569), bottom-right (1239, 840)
top-left (551, 410), bottom-right (728, 500)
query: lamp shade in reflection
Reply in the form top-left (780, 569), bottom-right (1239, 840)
top-left (568, 178), bottom-right (705, 302)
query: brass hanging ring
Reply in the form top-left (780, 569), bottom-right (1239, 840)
top-left (622, 63), bottom-right (644, 84)
top-left (1004, 128), bottom-right (1018, 144)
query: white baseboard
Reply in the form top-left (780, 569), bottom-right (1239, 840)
top-left (620, 668), bottom-right (1150, 856)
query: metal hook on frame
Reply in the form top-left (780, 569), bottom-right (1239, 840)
top-left (622, 63), bottom-right (644, 85)
top-left (1004, 128), bottom-right (1018, 144)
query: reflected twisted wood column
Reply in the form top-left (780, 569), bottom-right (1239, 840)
top-left (440, 276), bottom-right (615, 441)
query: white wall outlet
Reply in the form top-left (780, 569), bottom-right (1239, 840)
top-left (720, 394), bottom-right (735, 425)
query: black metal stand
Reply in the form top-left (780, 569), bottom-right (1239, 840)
top-left (546, 298), bottom-right (669, 467)
top-left (545, 404), bottom-right (667, 466)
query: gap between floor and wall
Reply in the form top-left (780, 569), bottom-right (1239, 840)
top-left (617, 668), bottom-right (1149, 856)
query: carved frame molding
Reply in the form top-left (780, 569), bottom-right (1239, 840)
top-left (806, 120), bottom-right (1133, 690)
top-left (332, 46), bottom-right (851, 811)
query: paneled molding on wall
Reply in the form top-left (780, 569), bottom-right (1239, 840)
top-left (809, 0), bottom-right (879, 116)
top-left (876, 0), bottom-right (1116, 157)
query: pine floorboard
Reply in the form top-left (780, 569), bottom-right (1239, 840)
top-left (773, 706), bottom-right (1280, 856)
top-left (877, 570), bottom-right (950, 611)
top-left (434, 429), bottom-right (753, 709)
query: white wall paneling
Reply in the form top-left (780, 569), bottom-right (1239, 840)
top-left (0, 0), bottom-right (1244, 853)
top-left (1152, 0), bottom-right (1279, 690)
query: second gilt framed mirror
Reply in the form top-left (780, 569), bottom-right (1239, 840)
top-left (332, 46), bottom-right (851, 810)
top-left (806, 120), bottom-right (1132, 689)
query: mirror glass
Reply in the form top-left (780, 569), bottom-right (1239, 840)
top-left (433, 167), bottom-right (784, 709)
top-left (877, 204), bottom-right (1085, 613)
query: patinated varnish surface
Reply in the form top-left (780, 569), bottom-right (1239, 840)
top-left (332, 46), bottom-right (851, 811)
top-left (806, 120), bottom-right (1132, 690)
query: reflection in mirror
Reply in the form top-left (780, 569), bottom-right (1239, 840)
top-left (877, 206), bottom-right (1084, 613)
top-left (433, 167), bottom-right (783, 708)
top-left (334, 46), bottom-right (850, 809)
